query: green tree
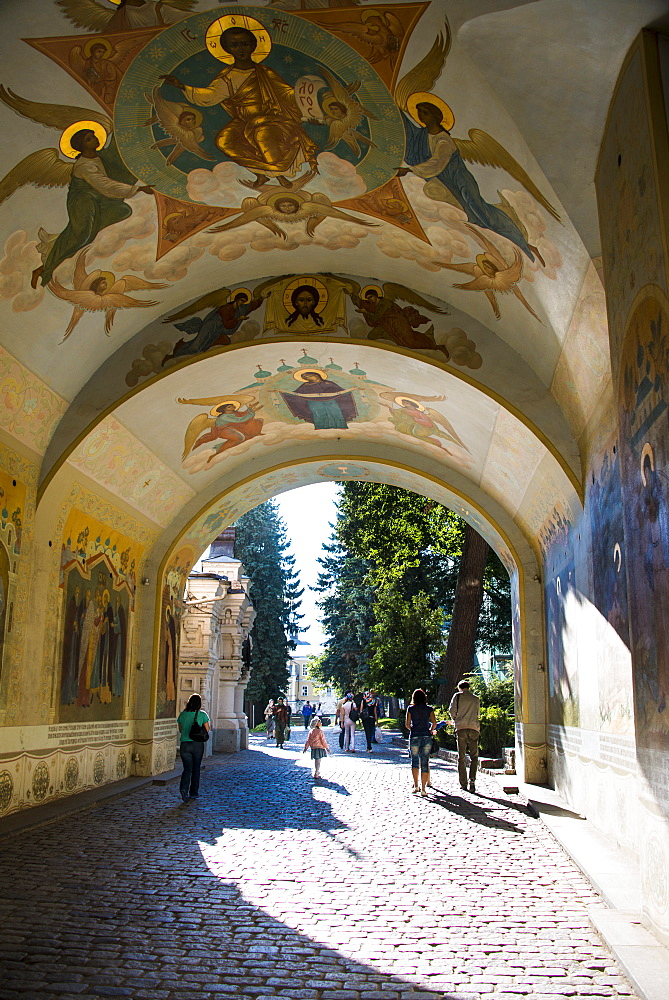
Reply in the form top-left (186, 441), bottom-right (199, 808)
top-left (317, 483), bottom-right (511, 702)
top-left (233, 501), bottom-right (303, 708)
top-left (311, 532), bottom-right (375, 693)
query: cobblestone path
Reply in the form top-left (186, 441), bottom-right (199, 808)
top-left (0, 729), bottom-right (638, 1000)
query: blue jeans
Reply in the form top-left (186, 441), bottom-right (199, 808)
top-left (180, 741), bottom-right (205, 798)
top-left (409, 733), bottom-right (432, 773)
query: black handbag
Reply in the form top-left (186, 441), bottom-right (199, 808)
top-left (189, 711), bottom-right (209, 742)
top-left (349, 706), bottom-right (360, 722)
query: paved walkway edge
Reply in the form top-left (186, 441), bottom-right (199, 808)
top-left (0, 765), bottom-right (181, 840)
top-left (514, 778), bottom-right (669, 1000)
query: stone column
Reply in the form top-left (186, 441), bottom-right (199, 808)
top-left (214, 672), bottom-right (241, 753)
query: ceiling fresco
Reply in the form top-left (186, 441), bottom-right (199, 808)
top-left (0, 0), bottom-right (659, 570)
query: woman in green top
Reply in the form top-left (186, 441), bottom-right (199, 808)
top-left (177, 694), bottom-right (210, 802)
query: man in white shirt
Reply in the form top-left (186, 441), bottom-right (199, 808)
top-left (448, 680), bottom-right (481, 793)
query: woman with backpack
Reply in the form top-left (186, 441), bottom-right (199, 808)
top-left (177, 694), bottom-right (210, 802)
top-left (361, 691), bottom-right (378, 753)
top-left (342, 693), bottom-right (359, 752)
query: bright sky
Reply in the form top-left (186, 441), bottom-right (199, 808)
top-left (274, 481), bottom-right (341, 649)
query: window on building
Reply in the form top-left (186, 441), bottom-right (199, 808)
top-left (302, 686), bottom-right (308, 697)
top-left (302, 665), bottom-right (308, 676)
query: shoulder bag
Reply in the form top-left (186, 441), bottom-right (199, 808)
top-left (189, 710), bottom-right (209, 742)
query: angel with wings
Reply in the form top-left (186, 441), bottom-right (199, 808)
top-left (0, 87), bottom-right (152, 288)
top-left (207, 184), bottom-right (377, 241)
top-left (69, 36), bottom-right (145, 106)
top-left (393, 31), bottom-right (560, 266)
top-left (56, 0), bottom-right (197, 33)
top-left (317, 69), bottom-right (377, 158)
top-left (178, 394), bottom-right (264, 466)
top-left (49, 248), bottom-right (168, 340)
top-left (144, 85), bottom-right (214, 166)
top-left (438, 224), bottom-right (542, 322)
top-left (343, 279), bottom-right (450, 358)
top-left (321, 9), bottom-right (403, 67)
top-left (379, 390), bottom-right (469, 456)
top-left (161, 286), bottom-right (263, 364)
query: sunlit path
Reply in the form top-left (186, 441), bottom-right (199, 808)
top-left (0, 730), bottom-right (637, 1000)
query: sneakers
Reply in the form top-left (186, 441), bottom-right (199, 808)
top-left (469, 781), bottom-right (476, 793)
top-left (460, 783), bottom-right (467, 791)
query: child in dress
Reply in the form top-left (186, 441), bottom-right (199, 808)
top-left (303, 716), bottom-right (330, 778)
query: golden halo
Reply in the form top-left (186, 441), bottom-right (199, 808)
top-left (361, 284), bottom-right (382, 299)
top-left (231, 287), bottom-right (252, 301)
top-left (395, 395), bottom-right (425, 410)
top-left (60, 120), bottom-right (108, 159)
top-left (293, 367), bottom-right (328, 382)
top-left (96, 271), bottom-right (115, 288)
top-left (209, 399), bottom-right (241, 416)
top-left (177, 106), bottom-right (203, 128)
top-left (83, 36), bottom-right (113, 59)
top-left (266, 190), bottom-right (304, 211)
top-left (640, 441), bottom-right (655, 485)
top-left (361, 8), bottom-right (383, 21)
top-left (406, 92), bottom-right (455, 131)
top-left (206, 15), bottom-right (271, 65)
top-left (475, 253), bottom-right (498, 271)
top-left (102, 589), bottom-right (110, 606)
top-left (283, 276), bottom-right (328, 315)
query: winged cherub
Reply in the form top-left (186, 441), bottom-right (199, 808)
top-left (341, 278), bottom-right (450, 357)
top-left (56, 0), bottom-right (198, 33)
top-left (69, 36), bottom-right (147, 106)
top-left (0, 87), bottom-right (152, 288)
top-left (393, 30), bottom-right (560, 265)
top-left (144, 85), bottom-right (214, 167)
top-left (49, 248), bottom-right (169, 340)
top-left (438, 224), bottom-right (542, 322)
top-left (316, 69), bottom-right (377, 158)
top-left (178, 395), bottom-right (263, 466)
top-left (208, 184), bottom-right (377, 241)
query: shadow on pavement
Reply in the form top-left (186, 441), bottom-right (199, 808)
top-left (428, 789), bottom-right (526, 834)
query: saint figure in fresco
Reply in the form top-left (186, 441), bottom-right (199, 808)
top-left (348, 285), bottom-right (449, 357)
top-left (398, 102), bottom-right (547, 264)
top-left (192, 402), bottom-right (264, 461)
top-left (163, 291), bottom-right (263, 364)
top-left (161, 26), bottom-right (318, 188)
top-left (281, 371), bottom-right (357, 429)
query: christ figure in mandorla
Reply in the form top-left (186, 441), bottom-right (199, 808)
top-left (161, 25), bottom-right (318, 189)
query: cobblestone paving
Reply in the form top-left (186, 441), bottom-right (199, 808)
top-left (0, 728), bottom-right (639, 1000)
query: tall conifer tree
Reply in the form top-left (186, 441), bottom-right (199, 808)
top-left (233, 501), bottom-right (303, 708)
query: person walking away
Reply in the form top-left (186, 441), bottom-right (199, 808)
top-left (264, 699), bottom-right (275, 739)
top-left (370, 689), bottom-right (383, 742)
top-left (342, 693), bottom-right (358, 752)
top-left (406, 688), bottom-right (437, 797)
top-left (302, 700), bottom-right (313, 728)
top-left (449, 680), bottom-right (481, 793)
top-left (285, 700), bottom-right (293, 736)
top-left (361, 690), bottom-right (378, 752)
top-left (274, 697), bottom-right (289, 748)
top-left (303, 716), bottom-right (330, 778)
top-left (177, 694), bottom-right (210, 802)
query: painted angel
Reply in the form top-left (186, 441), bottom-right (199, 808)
top-left (144, 86), bottom-right (214, 166)
top-left (161, 286), bottom-right (263, 363)
top-left (0, 87), bottom-right (152, 288)
top-left (317, 69), bottom-right (377, 157)
top-left (394, 30), bottom-right (560, 265)
top-left (49, 248), bottom-right (168, 340)
top-left (69, 36), bottom-right (146, 106)
top-left (378, 390), bottom-right (469, 454)
top-left (56, 0), bottom-right (198, 33)
top-left (208, 185), bottom-right (376, 240)
top-left (340, 278), bottom-right (450, 357)
top-left (321, 9), bottom-right (403, 66)
top-left (178, 395), bottom-right (263, 465)
top-left (439, 224), bottom-right (542, 322)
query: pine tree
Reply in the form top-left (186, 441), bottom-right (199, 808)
top-left (233, 501), bottom-right (303, 708)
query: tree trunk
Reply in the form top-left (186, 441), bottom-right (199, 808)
top-left (438, 523), bottom-right (489, 705)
